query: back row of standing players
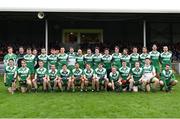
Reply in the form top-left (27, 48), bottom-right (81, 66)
top-left (3, 44), bottom-right (177, 93)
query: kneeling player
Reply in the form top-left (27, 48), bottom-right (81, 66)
top-left (83, 64), bottom-right (95, 91)
top-left (159, 64), bottom-right (178, 92)
top-left (4, 59), bottom-right (17, 94)
top-left (32, 61), bottom-right (48, 92)
top-left (130, 62), bottom-right (143, 92)
top-left (94, 63), bottom-right (109, 91)
top-left (108, 66), bottom-right (120, 91)
top-left (71, 63), bottom-right (84, 92)
top-left (141, 58), bottom-right (159, 92)
top-left (117, 61), bottom-right (131, 92)
top-left (59, 64), bottom-right (71, 91)
top-left (17, 60), bottom-right (32, 93)
top-left (48, 64), bottom-right (59, 91)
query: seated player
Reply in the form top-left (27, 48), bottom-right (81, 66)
top-left (83, 63), bottom-right (95, 92)
top-left (159, 64), bottom-right (178, 92)
top-left (17, 60), bottom-right (32, 93)
top-left (141, 58), bottom-right (159, 92)
top-left (117, 60), bottom-right (131, 92)
top-left (108, 66), bottom-right (120, 91)
top-left (94, 63), bottom-right (109, 91)
top-left (4, 59), bottom-right (17, 94)
top-left (130, 61), bottom-right (143, 92)
top-left (32, 60), bottom-right (48, 92)
top-left (59, 64), bottom-right (71, 91)
top-left (71, 63), bottom-right (84, 92)
top-left (47, 64), bottom-right (59, 91)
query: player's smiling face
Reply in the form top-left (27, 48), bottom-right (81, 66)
top-left (115, 47), bottom-right (119, 53)
top-left (152, 45), bottom-right (157, 51)
top-left (95, 49), bottom-right (99, 54)
top-left (133, 48), bottom-right (137, 53)
top-left (8, 48), bottom-right (13, 54)
top-left (51, 65), bottom-right (56, 70)
top-left (60, 48), bottom-right (65, 53)
top-left (142, 48), bottom-right (147, 53)
top-left (27, 50), bottom-right (31, 54)
top-left (163, 46), bottom-right (168, 52)
top-left (39, 61), bottom-right (44, 68)
top-left (87, 49), bottom-right (91, 55)
top-left (9, 60), bottom-right (14, 66)
top-left (41, 49), bottom-right (46, 54)
top-left (21, 61), bottom-right (26, 67)
top-left (135, 62), bottom-right (140, 68)
top-left (78, 49), bottom-right (82, 55)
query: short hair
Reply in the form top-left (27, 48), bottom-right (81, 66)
top-left (27, 48), bottom-right (31, 50)
top-left (7, 46), bottom-right (13, 50)
top-left (95, 47), bottom-right (99, 50)
top-left (115, 46), bottom-right (119, 49)
top-left (9, 59), bottom-right (14, 61)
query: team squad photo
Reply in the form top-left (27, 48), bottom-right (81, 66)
top-left (3, 44), bottom-right (178, 94)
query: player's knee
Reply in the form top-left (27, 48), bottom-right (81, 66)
top-left (159, 81), bottom-right (164, 86)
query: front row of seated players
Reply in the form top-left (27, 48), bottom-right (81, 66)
top-left (4, 58), bottom-right (178, 94)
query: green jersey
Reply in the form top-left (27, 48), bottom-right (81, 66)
top-left (109, 71), bottom-right (120, 81)
top-left (112, 53), bottom-right (121, 68)
top-left (84, 54), bottom-right (93, 67)
top-left (119, 66), bottom-right (131, 80)
top-left (131, 67), bottom-right (143, 81)
top-left (121, 54), bottom-right (130, 67)
top-left (139, 53), bottom-right (150, 67)
top-left (38, 54), bottom-right (48, 69)
top-left (143, 65), bottom-right (155, 74)
top-left (84, 68), bottom-right (94, 79)
top-left (5, 65), bottom-right (17, 81)
top-left (76, 54), bottom-right (84, 69)
top-left (59, 69), bottom-right (71, 79)
top-left (149, 51), bottom-right (160, 66)
top-left (3, 53), bottom-right (17, 67)
top-left (48, 54), bottom-right (58, 68)
top-left (160, 52), bottom-right (172, 69)
top-left (72, 68), bottom-right (83, 79)
top-left (130, 53), bottom-right (139, 68)
top-left (57, 53), bottom-right (68, 69)
top-left (24, 54), bottom-right (36, 73)
top-left (160, 69), bottom-right (175, 81)
top-left (92, 53), bottom-right (102, 69)
top-left (102, 55), bottom-right (112, 69)
top-left (35, 67), bottom-right (47, 79)
top-left (17, 67), bottom-right (30, 81)
top-left (95, 68), bottom-right (107, 79)
top-left (48, 69), bottom-right (58, 80)
top-left (68, 52), bottom-right (76, 66)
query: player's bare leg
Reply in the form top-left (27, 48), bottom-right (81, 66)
top-left (92, 78), bottom-right (95, 91)
top-left (129, 78), bottom-right (134, 91)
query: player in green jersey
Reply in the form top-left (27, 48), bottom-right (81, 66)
top-left (121, 48), bottom-right (130, 67)
top-left (59, 64), bottom-right (71, 91)
top-left (92, 47), bottom-right (102, 69)
top-left (108, 66), bottom-right (120, 91)
top-left (3, 46), bottom-right (17, 69)
top-left (84, 48), bottom-right (93, 68)
top-left (17, 46), bottom-right (25, 68)
top-left (112, 46), bottom-right (122, 69)
top-left (67, 47), bottom-right (76, 71)
top-left (117, 60), bottom-right (132, 92)
top-left (57, 47), bottom-right (68, 70)
top-left (83, 63), bottom-right (95, 91)
top-left (140, 47), bottom-right (150, 67)
top-left (17, 60), bottom-right (31, 93)
top-left (102, 48), bottom-right (112, 76)
top-left (76, 49), bottom-right (84, 69)
top-left (130, 61), bottom-right (143, 92)
top-left (130, 47), bottom-right (139, 68)
top-left (33, 48), bottom-right (38, 69)
top-left (160, 46), bottom-right (172, 70)
top-left (71, 63), bottom-right (84, 92)
top-left (24, 48), bottom-right (37, 79)
top-left (141, 58), bottom-right (159, 92)
top-left (38, 48), bottom-right (48, 69)
top-left (159, 64), bottom-right (178, 92)
top-left (32, 61), bottom-right (48, 92)
top-left (94, 63), bottom-right (109, 91)
top-left (149, 44), bottom-right (161, 78)
top-left (4, 59), bottom-right (17, 94)
top-left (48, 48), bottom-right (58, 69)
top-left (47, 64), bottom-right (59, 91)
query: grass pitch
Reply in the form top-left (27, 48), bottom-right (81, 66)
top-left (0, 75), bottom-right (180, 118)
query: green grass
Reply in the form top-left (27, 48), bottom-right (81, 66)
top-left (0, 75), bottom-right (180, 118)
